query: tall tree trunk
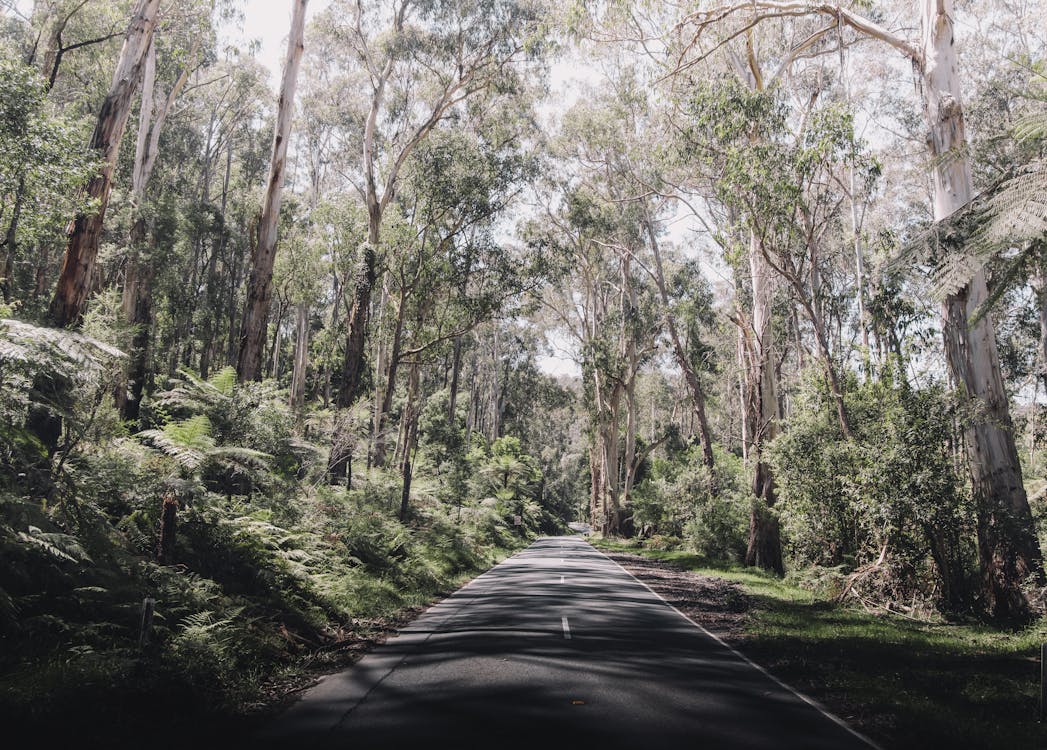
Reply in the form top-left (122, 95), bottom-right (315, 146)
top-left (643, 216), bottom-right (715, 472)
top-left (398, 361), bottom-right (421, 522)
top-left (321, 271), bottom-right (342, 408)
top-left (327, 238), bottom-right (375, 481)
top-left (269, 297), bottom-right (285, 380)
top-left (237, 0), bottom-right (308, 381)
top-left (48, 0), bottom-right (161, 328)
top-left (924, 0), bottom-right (1044, 620)
top-left (373, 288), bottom-right (406, 467)
top-left (337, 236), bottom-right (377, 408)
top-left (122, 270), bottom-right (154, 422)
top-left (447, 334), bottom-right (464, 422)
top-left (289, 302), bottom-right (309, 409)
top-left (744, 232), bottom-right (784, 575)
top-left (588, 443), bottom-right (602, 532)
top-left (1, 177), bottom-right (25, 302)
top-left (1036, 268), bottom-right (1047, 393)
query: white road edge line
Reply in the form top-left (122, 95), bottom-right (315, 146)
top-left (598, 544), bottom-right (885, 750)
top-left (561, 616), bottom-right (571, 639)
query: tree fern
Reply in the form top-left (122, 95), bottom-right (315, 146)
top-left (137, 415), bottom-right (270, 476)
top-left (152, 368), bottom-right (235, 418)
top-left (137, 415), bottom-right (216, 471)
top-left (0, 319), bottom-right (124, 376)
top-left (911, 108), bottom-right (1047, 302)
top-left (15, 526), bottom-right (93, 564)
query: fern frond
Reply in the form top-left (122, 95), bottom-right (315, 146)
top-left (208, 366), bottom-right (237, 395)
top-left (16, 527), bottom-right (93, 564)
top-left (0, 318), bottom-right (125, 379)
top-left (208, 445), bottom-right (271, 475)
top-left (1013, 111), bottom-right (1047, 143)
top-left (136, 415), bottom-right (216, 470)
top-left (152, 368), bottom-right (233, 416)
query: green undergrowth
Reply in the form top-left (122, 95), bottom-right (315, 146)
top-left (592, 538), bottom-right (1047, 750)
top-left (0, 480), bottom-right (531, 749)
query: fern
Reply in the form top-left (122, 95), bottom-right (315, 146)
top-left (16, 526), bottom-right (93, 564)
top-left (137, 415), bottom-right (215, 471)
top-left (152, 367), bottom-right (236, 417)
top-left (0, 318), bottom-right (124, 377)
top-left (906, 110), bottom-right (1047, 302)
top-left (208, 366), bottom-right (237, 396)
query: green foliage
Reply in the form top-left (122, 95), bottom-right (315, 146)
top-left (769, 369), bottom-right (977, 609)
top-left (630, 444), bottom-right (749, 563)
top-left (0, 318), bottom-right (125, 493)
top-left (0, 58), bottom-right (98, 308)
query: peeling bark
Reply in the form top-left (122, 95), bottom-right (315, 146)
top-left (48, 0), bottom-right (161, 328)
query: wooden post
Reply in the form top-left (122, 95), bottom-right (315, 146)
top-left (138, 597), bottom-right (155, 650)
top-left (1040, 643), bottom-right (1046, 721)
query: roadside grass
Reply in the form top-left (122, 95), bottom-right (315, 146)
top-left (591, 538), bottom-right (1047, 750)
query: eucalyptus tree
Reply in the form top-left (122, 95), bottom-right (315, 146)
top-left (308, 0), bottom-right (548, 414)
top-left (23, 0), bottom-right (129, 93)
top-left (48, 0), bottom-right (160, 328)
top-left (534, 175), bottom-right (661, 534)
top-left (556, 68), bottom-right (720, 473)
top-left (0, 56), bottom-right (96, 306)
top-left (116, 0), bottom-right (214, 419)
top-left (372, 127), bottom-right (545, 519)
top-left (236, 0), bottom-right (308, 383)
top-left (131, 52), bottom-right (271, 401)
top-left (665, 0), bottom-right (1043, 619)
top-left (686, 82), bottom-right (871, 439)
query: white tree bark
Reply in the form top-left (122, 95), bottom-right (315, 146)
top-left (923, 0), bottom-right (1044, 619)
top-left (237, 0), bottom-right (308, 382)
top-left (744, 231), bottom-right (783, 574)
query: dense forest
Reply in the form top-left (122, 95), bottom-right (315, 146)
top-left (2, 0), bottom-right (1047, 744)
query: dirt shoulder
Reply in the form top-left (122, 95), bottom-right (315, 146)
top-left (602, 550), bottom-right (751, 639)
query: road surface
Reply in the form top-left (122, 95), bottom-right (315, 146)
top-left (258, 536), bottom-right (879, 749)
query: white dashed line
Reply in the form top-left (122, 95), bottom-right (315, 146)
top-left (561, 616), bottom-right (571, 639)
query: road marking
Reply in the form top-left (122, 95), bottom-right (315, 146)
top-left (560, 575), bottom-right (565, 584)
top-left (561, 616), bottom-right (571, 639)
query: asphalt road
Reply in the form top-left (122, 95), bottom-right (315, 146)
top-left (258, 536), bottom-right (880, 749)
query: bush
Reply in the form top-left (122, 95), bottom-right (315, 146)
top-left (630, 444), bottom-right (749, 564)
top-left (769, 368), bottom-right (978, 612)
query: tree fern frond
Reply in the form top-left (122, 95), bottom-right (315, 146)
top-left (898, 157), bottom-right (1047, 302)
top-left (136, 415), bottom-right (216, 470)
top-left (0, 318), bottom-right (125, 379)
top-left (152, 368), bottom-right (233, 416)
top-left (164, 415), bottom-right (215, 449)
top-left (208, 366), bottom-right (237, 395)
top-left (970, 251), bottom-right (1032, 326)
top-left (1013, 111), bottom-right (1047, 143)
top-left (975, 159), bottom-right (1047, 245)
top-left (16, 527), bottom-right (93, 564)
top-left (207, 445), bottom-right (271, 475)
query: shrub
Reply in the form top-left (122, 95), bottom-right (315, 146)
top-left (769, 368), bottom-right (977, 612)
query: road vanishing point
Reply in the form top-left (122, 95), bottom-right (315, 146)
top-left (258, 536), bottom-right (881, 749)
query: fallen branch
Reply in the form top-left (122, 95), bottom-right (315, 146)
top-left (836, 542), bottom-right (888, 603)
